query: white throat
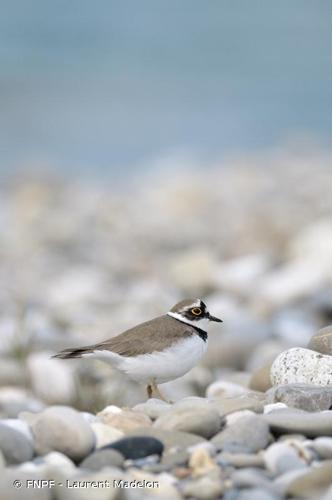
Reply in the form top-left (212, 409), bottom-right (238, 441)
top-left (167, 311), bottom-right (209, 330)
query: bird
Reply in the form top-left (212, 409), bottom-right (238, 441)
top-left (52, 298), bottom-right (222, 401)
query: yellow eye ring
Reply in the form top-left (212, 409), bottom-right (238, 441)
top-left (191, 307), bottom-right (202, 316)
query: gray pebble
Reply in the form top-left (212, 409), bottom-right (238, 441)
top-left (211, 415), bottom-right (271, 453)
top-left (126, 426), bottom-right (205, 451)
top-left (236, 487), bottom-right (282, 500)
top-left (133, 398), bottom-right (171, 420)
top-left (80, 448), bottom-right (124, 470)
top-left (0, 422), bottom-right (34, 465)
top-left (264, 408), bottom-right (332, 437)
top-left (154, 405), bottom-right (222, 438)
top-left (26, 406), bottom-right (95, 461)
top-left (309, 437), bottom-right (332, 459)
top-left (266, 383), bottom-right (332, 412)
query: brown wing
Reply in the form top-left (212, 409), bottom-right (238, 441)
top-left (52, 315), bottom-right (193, 359)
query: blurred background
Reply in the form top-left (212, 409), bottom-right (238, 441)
top-left (1, 1), bottom-right (332, 413)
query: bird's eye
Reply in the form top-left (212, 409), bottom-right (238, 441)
top-left (191, 307), bottom-right (202, 316)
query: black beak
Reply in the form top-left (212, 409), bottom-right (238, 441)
top-left (206, 312), bottom-right (223, 323)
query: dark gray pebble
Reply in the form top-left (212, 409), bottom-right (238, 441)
top-left (104, 436), bottom-right (164, 460)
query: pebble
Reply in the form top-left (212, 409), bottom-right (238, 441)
top-left (211, 415), bottom-right (271, 453)
top-left (0, 422), bottom-right (34, 464)
top-left (286, 460), bottom-right (332, 498)
top-left (180, 474), bottom-right (224, 500)
top-left (80, 448), bottom-right (124, 470)
top-left (0, 418), bottom-right (34, 442)
top-left (133, 398), bottom-right (172, 420)
top-left (212, 394), bottom-right (265, 416)
top-left (126, 427), bottom-right (205, 452)
top-left (309, 437), bottom-right (332, 459)
top-left (263, 441), bottom-right (307, 474)
top-left (271, 347), bottom-right (332, 386)
top-left (231, 467), bottom-right (275, 490)
top-left (188, 447), bottom-right (219, 477)
top-left (217, 452), bottom-right (264, 469)
top-left (23, 406), bottom-right (95, 461)
top-left (266, 383), bottom-right (332, 412)
top-left (249, 362), bottom-right (273, 392)
top-left (308, 325), bottom-right (332, 355)
top-left (90, 422), bottom-right (124, 448)
top-left (236, 488), bottom-right (282, 500)
top-left (0, 387), bottom-right (45, 418)
top-left (264, 403), bottom-right (288, 414)
top-left (206, 380), bottom-right (250, 399)
top-left (153, 404), bottom-right (221, 439)
top-left (106, 436), bottom-right (164, 460)
top-left (264, 408), bottom-right (332, 437)
top-left (37, 451), bottom-right (76, 472)
top-left (97, 407), bottom-right (152, 433)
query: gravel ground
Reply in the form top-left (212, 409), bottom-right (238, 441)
top-left (1, 148), bottom-right (332, 499)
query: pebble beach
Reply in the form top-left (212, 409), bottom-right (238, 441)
top-left (2, 148), bottom-right (332, 499)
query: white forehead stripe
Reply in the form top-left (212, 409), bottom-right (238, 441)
top-left (167, 312), bottom-right (209, 330)
top-left (180, 299), bottom-right (201, 312)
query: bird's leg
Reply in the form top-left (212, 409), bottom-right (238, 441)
top-left (151, 380), bottom-right (171, 403)
top-left (146, 383), bottom-right (153, 399)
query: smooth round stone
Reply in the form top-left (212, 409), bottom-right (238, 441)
top-left (36, 451), bottom-right (76, 471)
top-left (126, 427), bottom-right (205, 451)
top-left (25, 406), bottom-right (95, 461)
top-left (266, 384), bottom-right (332, 412)
top-left (231, 468), bottom-right (274, 490)
top-left (264, 442), bottom-right (307, 475)
top-left (105, 436), bottom-right (163, 460)
top-left (286, 460), bottom-right (332, 498)
top-left (80, 448), bottom-right (124, 470)
top-left (308, 325), bottom-right (332, 355)
top-left (0, 422), bottom-right (34, 464)
top-left (90, 422), bottom-right (124, 448)
top-left (249, 362), bottom-right (273, 392)
top-left (211, 415), bottom-right (271, 453)
top-left (0, 387), bottom-right (45, 418)
top-left (264, 408), bottom-right (332, 437)
top-left (153, 405), bottom-right (221, 439)
top-left (236, 488), bottom-right (281, 500)
top-left (97, 408), bottom-right (152, 433)
top-left (206, 380), bottom-right (250, 399)
top-left (180, 475), bottom-right (224, 500)
top-left (212, 395), bottom-right (265, 416)
top-left (310, 437), bottom-right (332, 459)
top-left (133, 398), bottom-right (172, 420)
top-left (1, 418), bottom-right (34, 442)
top-left (217, 452), bottom-right (264, 468)
top-left (271, 347), bottom-right (332, 386)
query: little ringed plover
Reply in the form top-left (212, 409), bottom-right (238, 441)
top-left (53, 298), bottom-right (222, 401)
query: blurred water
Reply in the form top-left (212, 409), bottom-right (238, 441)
top-left (0, 0), bottom-right (332, 175)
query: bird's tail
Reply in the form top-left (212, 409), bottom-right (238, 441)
top-left (52, 346), bottom-right (93, 359)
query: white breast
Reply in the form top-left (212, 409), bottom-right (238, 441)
top-left (84, 334), bottom-right (207, 384)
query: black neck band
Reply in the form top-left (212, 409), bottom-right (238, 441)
top-left (191, 324), bottom-right (208, 342)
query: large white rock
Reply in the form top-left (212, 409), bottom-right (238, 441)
top-left (271, 347), bottom-right (332, 386)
